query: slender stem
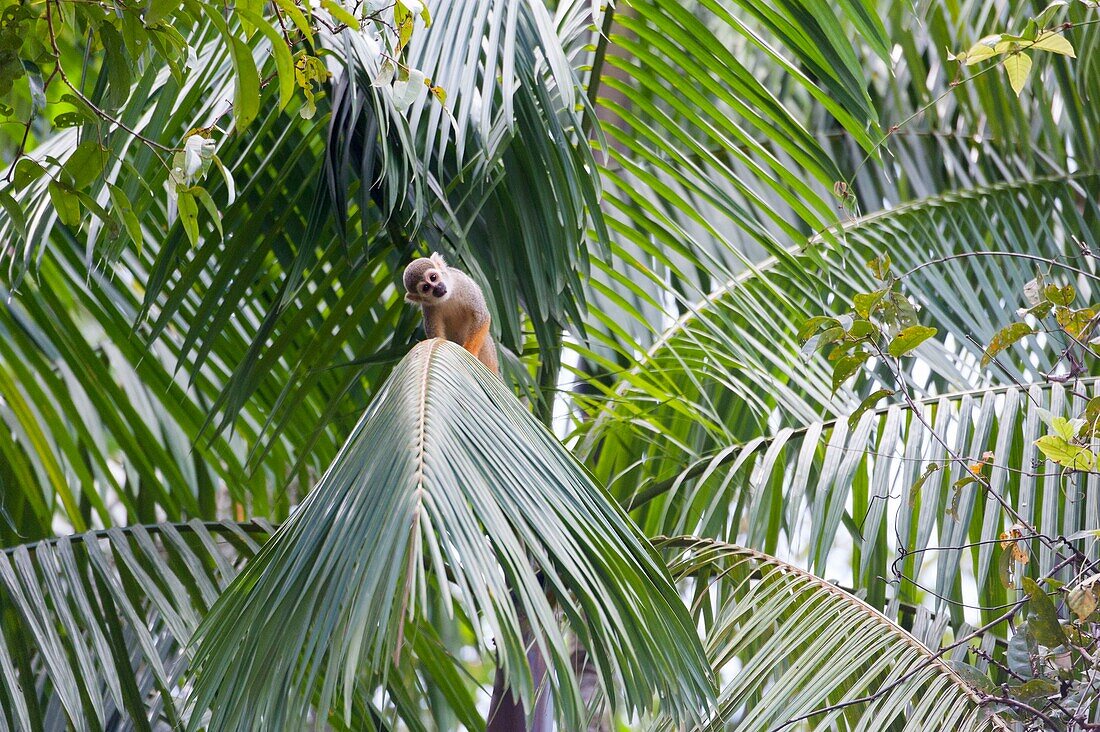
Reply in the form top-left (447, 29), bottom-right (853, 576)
top-left (2, 519), bottom-right (272, 557)
top-left (900, 250), bottom-right (1100, 283)
top-left (584, 0), bottom-right (619, 118)
top-left (45, 0), bottom-right (173, 153)
top-left (770, 554), bottom-right (1078, 731)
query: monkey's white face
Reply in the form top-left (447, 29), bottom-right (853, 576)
top-left (407, 267), bottom-right (452, 304)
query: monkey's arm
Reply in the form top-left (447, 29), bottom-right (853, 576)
top-left (462, 313), bottom-right (497, 374)
top-left (422, 307), bottom-right (443, 339)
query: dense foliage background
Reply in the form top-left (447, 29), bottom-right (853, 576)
top-left (2, 0), bottom-right (1100, 729)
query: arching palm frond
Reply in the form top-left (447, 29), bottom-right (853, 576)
top-left (189, 340), bottom-right (714, 731)
top-left (655, 537), bottom-right (1009, 732)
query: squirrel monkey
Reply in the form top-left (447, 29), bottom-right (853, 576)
top-left (403, 252), bottom-right (499, 374)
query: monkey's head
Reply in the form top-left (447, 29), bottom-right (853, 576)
top-left (403, 252), bottom-right (452, 305)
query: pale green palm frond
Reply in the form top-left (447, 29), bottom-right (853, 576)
top-left (188, 340), bottom-right (714, 731)
top-left (576, 173), bottom-right (1099, 488)
top-left (0, 522), bottom-right (469, 730)
top-left (0, 521), bottom-right (272, 731)
top-left (654, 537), bottom-right (1010, 732)
top-left (626, 377), bottom-right (1100, 625)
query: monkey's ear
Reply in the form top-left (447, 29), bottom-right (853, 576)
top-left (429, 252), bottom-right (447, 269)
top-left (404, 292), bottom-right (419, 304)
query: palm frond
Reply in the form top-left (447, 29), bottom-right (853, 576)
top-left (654, 537), bottom-right (1009, 732)
top-left (576, 172), bottom-right (1099, 486)
top-left (189, 340), bottom-right (714, 730)
top-left (629, 377), bottom-right (1099, 624)
top-left (0, 521), bottom-right (271, 731)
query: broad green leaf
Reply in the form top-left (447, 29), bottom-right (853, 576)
top-left (1004, 52), bottom-right (1033, 96)
top-left (107, 183), bottom-right (143, 251)
top-left (322, 0), bottom-right (359, 29)
top-left (1007, 624), bottom-right (1038, 678)
top-left (831, 353), bottom-right (867, 392)
top-left (239, 10), bottom-right (295, 110)
top-left (99, 24), bottom-right (132, 110)
top-left (48, 180), bottom-right (82, 227)
top-left (11, 158), bottom-right (46, 189)
top-left (1022, 577), bottom-right (1066, 647)
top-left (176, 189), bottom-right (200, 246)
top-left (847, 388), bottom-right (893, 429)
top-left (1034, 1), bottom-right (1068, 28)
top-left (0, 189), bottom-right (27, 240)
top-left (947, 661), bottom-right (995, 694)
top-left (798, 315), bottom-right (836, 343)
top-left (1008, 677), bottom-right (1059, 703)
top-left (145, 0), bottom-right (176, 25)
top-left (274, 0), bottom-right (314, 43)
top-left (887, 325), bottom-right (937, 357)
top-left (63, 141), bottom-right (108, 189)
top-left (204, 8), bottom-right (261, 132)
top-left (189, 186), bottom-right (223, 239)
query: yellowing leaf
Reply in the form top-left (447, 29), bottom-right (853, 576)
top-left (1044, 283), bottom-right (1075, 306)
top-left (1067, 586), bottom-right (1097, 621)
top-left (1035, 435), bottom-right (1096, 471)
top-left (982, 322), bottom-right (1033, 367)
top-left (322, 0), bottom-right (359, 29)
top-left (1004, 52), bottom-right (1033, 96)
top-left (963, 42), bottom-right (998, 65)
top-left (1050, 416), bottom-right (1085, 441)
top-left (1000, 526), bottom-right (1030, 565)
top-left (1055, 306), bottom-right (1097, 340)
top-left (1032, 31), bottom-right (1075, 57)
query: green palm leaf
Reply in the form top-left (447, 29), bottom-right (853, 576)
top-left (189, 339), bottom-right (714, 730)
top-left (656, 537), bottom-right (1009, 732)
top-left (0, 521), bottom-right (271, 731)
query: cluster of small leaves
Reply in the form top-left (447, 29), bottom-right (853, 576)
top-left (950, 1), bottom-right (1078, 95)
top-left (984, 276), bottom-right (1098, 369)
top-left (368, 0), bottom-right (445, 111)
top-left (955, 576), bottom-right (1100, 725)
top-left (798, 255), bottom-right (937, 426)
top-left (0, 4), bottom-right (37, 109)
top-left (982, 276), bottom-right (1100, 474)
top-left (1, 0), bottom-right (445, 250)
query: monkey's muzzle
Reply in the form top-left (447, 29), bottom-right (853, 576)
top-left (432, 283), bottom-right (447, 298)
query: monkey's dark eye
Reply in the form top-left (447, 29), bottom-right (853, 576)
top-left (421, 283), bottom-right (431, 292)
top-left (428, 273), bottom-right (437, 282)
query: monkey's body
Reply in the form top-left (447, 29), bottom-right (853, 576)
top-left (403, 253), bottom-right (499, 373)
